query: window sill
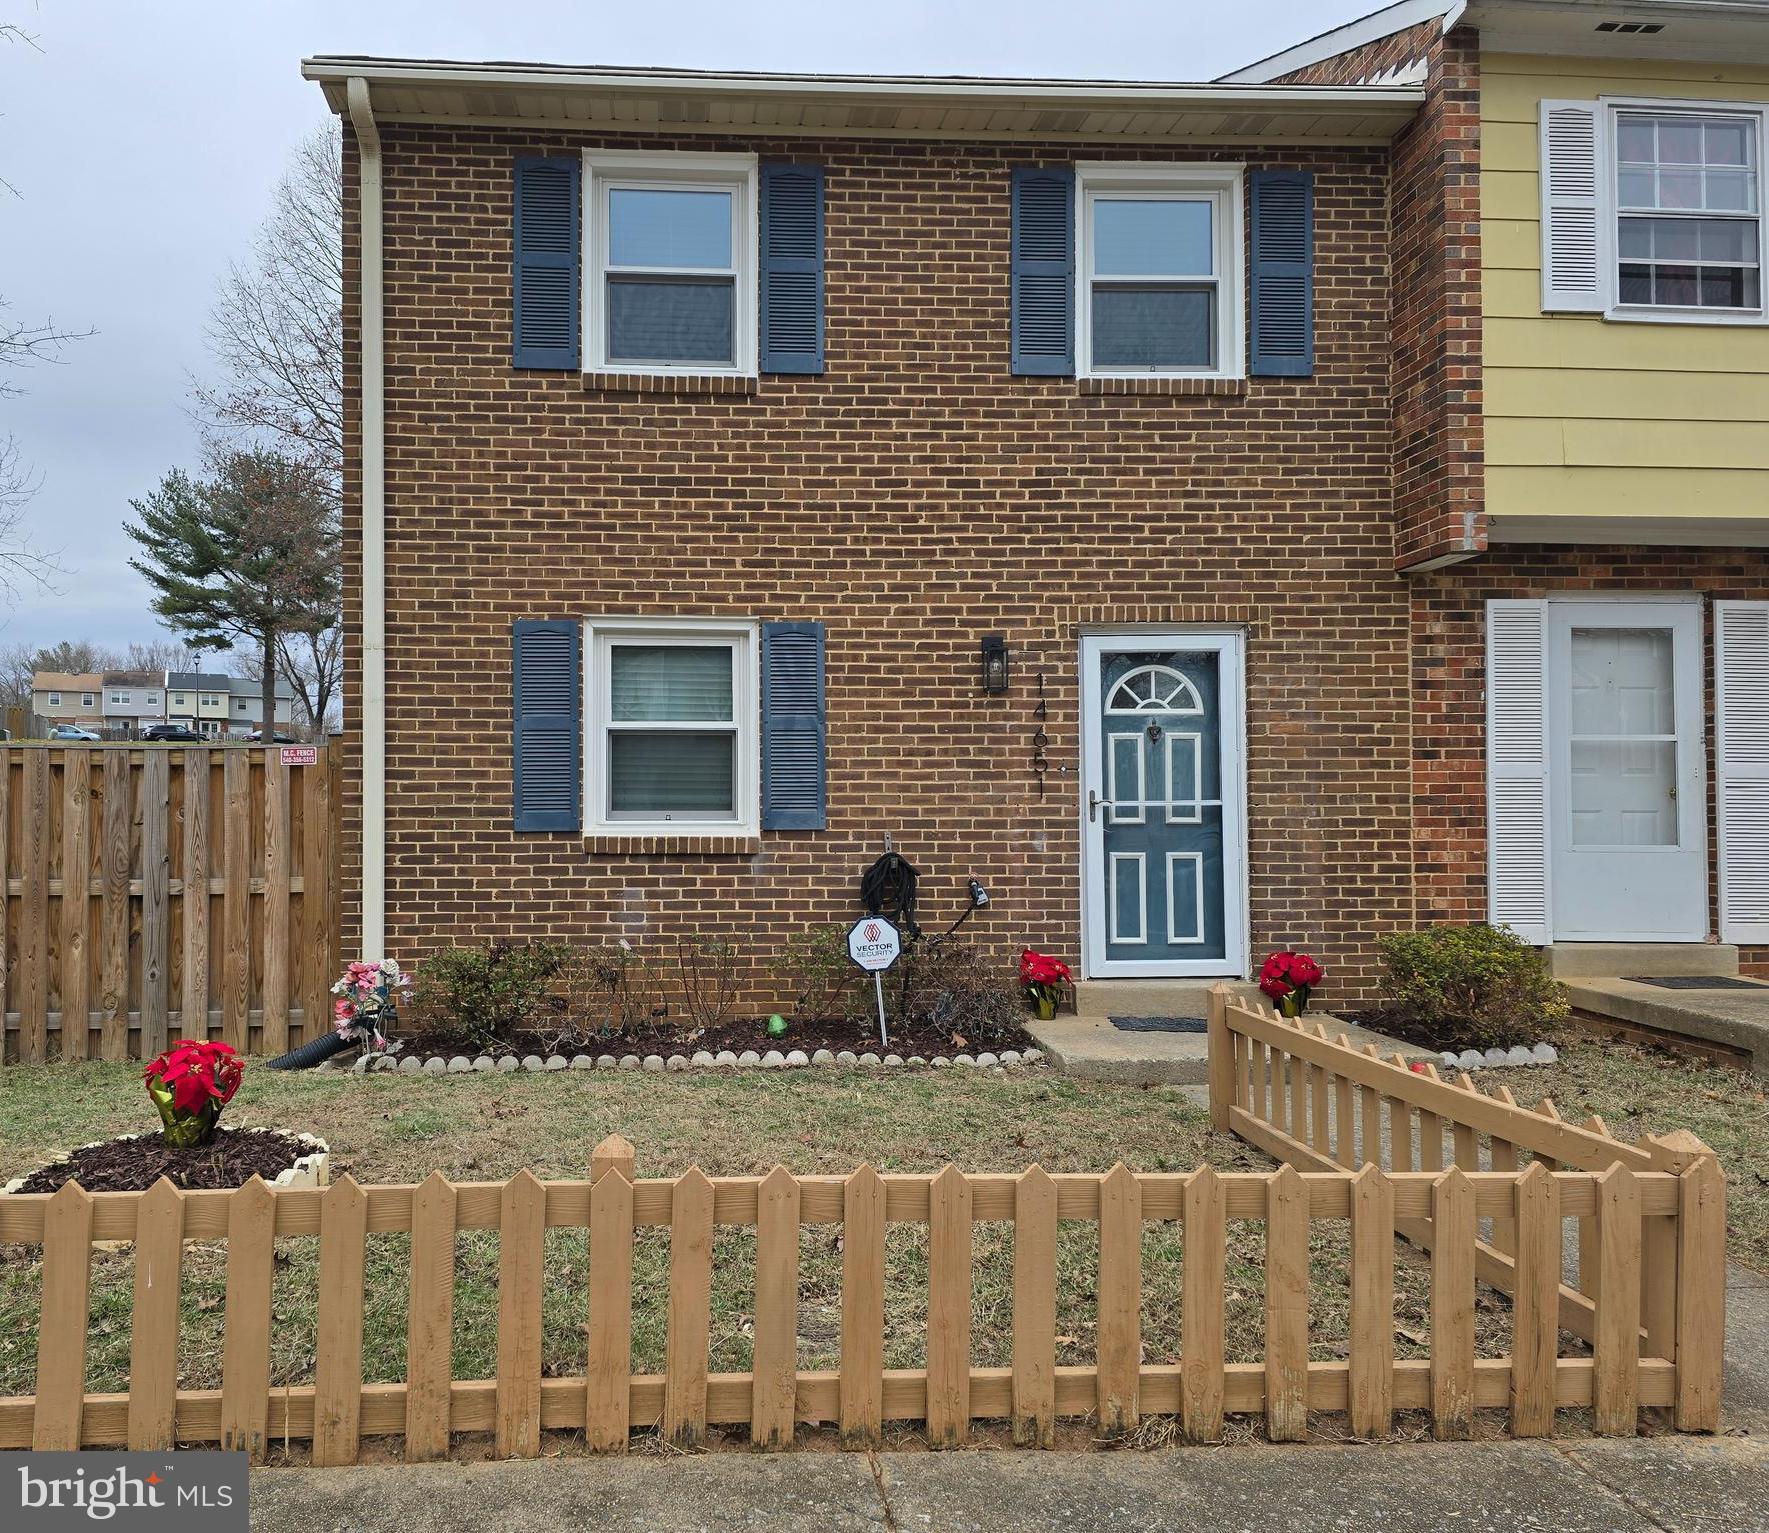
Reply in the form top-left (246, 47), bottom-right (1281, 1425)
top-left (1602, 308), bottom-right (1768, 328)
top-left (584, 832), bottom-right (761, 857)
top-left (1077, 375), bottom-right (1249, 397)
top-left (581, 371), bottom-right (759, 397)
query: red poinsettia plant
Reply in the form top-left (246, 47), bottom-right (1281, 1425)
top-left (1259, 950), bottom-right (1324, 1019)
top-left (143, 1040), bottom-right (244, 1148)
top-left (1019, 949), bottom-right (1073, 1020)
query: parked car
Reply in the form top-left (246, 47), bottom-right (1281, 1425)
top-left (141, 724), bottom-right (203, 742)
top-left (243, 730), bottom-right (299, 744)
top-left (48, 725), bottom-right (101, 741)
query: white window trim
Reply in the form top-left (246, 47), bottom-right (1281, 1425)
top-left (581, 150), bottom-right (759, 379)
top-left (47, 692), bottom-right (61, 707)
top-left (581, 616), bottom-right (760, 838)
top-left (1601, 95), bottom-right (1768, 327)
top-left (1074, 161), bottom-right (1246, 380)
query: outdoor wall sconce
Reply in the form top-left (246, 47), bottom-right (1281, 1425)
top-left (980, 635), bottom-right (1010, 694)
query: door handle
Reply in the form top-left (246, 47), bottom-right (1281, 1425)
top-left (1088, 790), bottom-right (1111, 823)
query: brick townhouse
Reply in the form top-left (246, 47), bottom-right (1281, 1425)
top-left (306, 0), bottom-right (1768, 1011)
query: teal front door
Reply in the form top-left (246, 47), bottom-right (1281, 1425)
top-left (1082, 634), bottom-right (1244, 977)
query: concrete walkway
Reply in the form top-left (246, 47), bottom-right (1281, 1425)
top-left (250, 1435), bottom-right (1769, 1532)
top-left (246, 1269), bottom-right (1769, 1533)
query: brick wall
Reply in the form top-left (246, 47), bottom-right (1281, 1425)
top-left (1412, 546), bottom-right (1769, 975)
top-left (339, 123), bottom-right (1418, 1006)
top-left (1281, 23), bottom-right (1484, 570)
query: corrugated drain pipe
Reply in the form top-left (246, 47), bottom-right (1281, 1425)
top-left (347, 77), bottom-right (386, 959)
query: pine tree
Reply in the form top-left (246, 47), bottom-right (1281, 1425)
top-left (124, 451), bottom-right (339, 737)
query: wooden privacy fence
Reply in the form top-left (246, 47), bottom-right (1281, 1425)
top-left (0, 1125), bottom-right (1724, 1460)
top-left (0, 745), bottom-right (340, 1064)
top-left (1208, 988), bottom-right (1727, 1436)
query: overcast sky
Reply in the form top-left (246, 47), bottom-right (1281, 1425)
top-left (0, 0), bottom-right (1362, 657)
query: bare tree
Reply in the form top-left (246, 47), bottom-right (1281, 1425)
top-left (277, 625), bottom-right (342, 737)
top-left (122, 637), bottom-right (204, 675)
top-left (191, 124), bottom-right (343, 490)
top-left (0, 637), bottom-right (116, 710)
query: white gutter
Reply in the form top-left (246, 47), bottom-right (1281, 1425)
top-left (346, 76), bottom-right (386, 961)
top-left (302, 57), bottom-right (1423, 110)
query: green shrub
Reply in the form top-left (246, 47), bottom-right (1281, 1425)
top-left (1377, 924), bottom-right (1569, 1050)
top-left (411, 939), bottom-right (574, 1050)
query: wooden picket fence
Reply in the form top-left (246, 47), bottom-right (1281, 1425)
top-left (0, 1104), bottom-right (1726, 1458)
top-left (1208, 989), bottom-right (1727, 1436)
top-left (0, 745), bottom-right (340, 1064)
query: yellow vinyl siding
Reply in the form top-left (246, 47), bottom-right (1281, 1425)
top-left (1481, 51), bottom-right (1769, 526)
top-left (1490, 465), bottom-right (1769, 519)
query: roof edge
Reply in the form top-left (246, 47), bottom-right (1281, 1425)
top-left (1218, 0), bottom-right (1461, 84)
top-left (299, 55), bottom-right (1426, 111)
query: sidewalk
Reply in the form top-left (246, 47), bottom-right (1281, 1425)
top-left (251, 1436), bottom-right (1768, 1533)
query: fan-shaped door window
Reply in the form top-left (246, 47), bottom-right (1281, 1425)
top-left (1105, 664), bottom-right (1203, 715)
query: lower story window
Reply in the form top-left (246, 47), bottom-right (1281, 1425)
top-left (586, 619), bottom-right (757, 834)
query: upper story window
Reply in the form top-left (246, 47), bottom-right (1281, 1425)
top-left (110, 692), bottom-right (129, 705)
top-left (47, 692), bottom-right (61, 707)
top-left (584, 619), bottom-right (758, 836)
top-left (82, 693), bottom-right (95, 707)
top-left (1616, 109), bottom-right (1761, 312)
top-left (584, 152), bottom-right (757, 377)
top-left (1075, 164), bottom-right (1244, 380)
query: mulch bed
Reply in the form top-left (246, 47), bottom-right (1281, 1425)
top-left (1341, 1007), bottom-right (1538, 1056)
top-left (393, 1014), bottom-right (1036, 1062)
top-left (11, 1128), bottom-right (313, 1195)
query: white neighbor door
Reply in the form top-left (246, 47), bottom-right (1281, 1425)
top-left (1547, 601), bottom-right (1706, 941)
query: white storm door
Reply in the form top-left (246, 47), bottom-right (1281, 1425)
top-left (1548, 601), bottom-right (1706, 941)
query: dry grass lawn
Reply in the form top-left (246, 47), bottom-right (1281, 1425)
top-left (0, 1033), bottom-right (1755, 1424)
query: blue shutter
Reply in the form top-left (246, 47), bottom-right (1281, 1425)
top-left (512, 620), bottom-right (580, 831)
top-left (1249, 170), bottom-right (1314, 377)
top-left (760, 163), bottom-right (825, 374)
top-left (513, 156), bottom-right (580, 370)
top-left (761, 621), bottom-right (826, 831)
top-left (1011, 167), bottom-right (1074, 376)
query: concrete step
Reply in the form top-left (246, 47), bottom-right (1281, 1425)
top-left (1070, 979), bottom-right (1261, 1020)
top-left (1563, 976), bottom-right (1769, 1074)
top-left (1024, 1006), bottom-right (1433, 1086)
top-left (1549, 943), bottom-right (1739, 979)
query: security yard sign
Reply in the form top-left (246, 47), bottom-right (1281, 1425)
top-left (846, 917), bottom-right (903, 973)
top-left (846, 916), bottom-right (902, 1050)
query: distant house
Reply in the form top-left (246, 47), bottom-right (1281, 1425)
top-left (29, 673), bottom-right (104, 730)
top-left (100, 672), bottom-right (166, 733)
top-left (165, 672), bottom-right (296, 736)
top-left (224, 674), bottom-right (298, 736)
top-left (167, 672), bottom-right (237, 737)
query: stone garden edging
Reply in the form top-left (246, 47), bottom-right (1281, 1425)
top-left (349, 1046), bottom-right (1046, 1077)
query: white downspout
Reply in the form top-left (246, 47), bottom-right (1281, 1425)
top-left (347, 77), bottom-right (386, 959)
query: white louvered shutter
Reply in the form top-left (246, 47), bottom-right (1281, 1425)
top-left (1539, 100), bottom-right (1607, 313)
top-left (1718, 601), bottom-right (1769, 944)
top-left (1487, 601), bottom-right (1552, 944)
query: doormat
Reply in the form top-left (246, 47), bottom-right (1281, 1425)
top-left (1109, 1016), bottom-right (1208, 1033)
top-left (1623, 975), bottom-right (1767, 991)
